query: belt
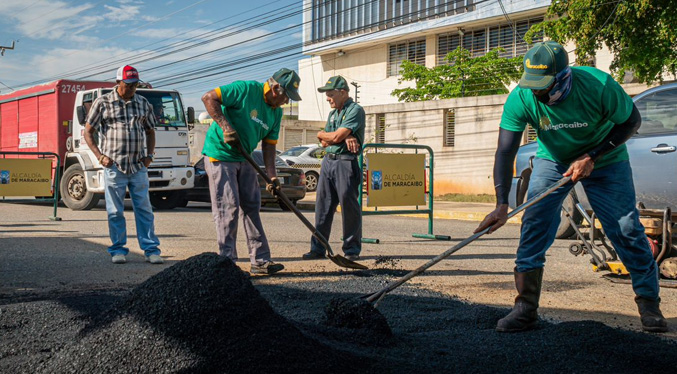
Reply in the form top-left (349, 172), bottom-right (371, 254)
top-left (326, 153), bottom-right (356, 160)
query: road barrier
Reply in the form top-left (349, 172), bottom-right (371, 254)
top-left (0, 151), bottom-right (62, 221)
top-left (358, 143), bottom-right (450, 243)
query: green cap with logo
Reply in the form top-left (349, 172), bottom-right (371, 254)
top-left (272, 68), bottom-right (302, 101)
top-left (519, 41), bottom-right (569, 90)
top-left (317, 75), bottom-right (350, 92)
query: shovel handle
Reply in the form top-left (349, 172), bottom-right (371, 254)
top-left (365, 176), bottom-right (571, 304)
top-left (235, 144), bottom-right (336, 257)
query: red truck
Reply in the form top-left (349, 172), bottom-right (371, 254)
top-left (0, 80), bottom-right (195, 210)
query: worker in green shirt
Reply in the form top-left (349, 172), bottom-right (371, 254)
top-left (201, 68), bottom-right (301, 275)
top-left (302, 76), bottom-right (365, 262)
top-left (475, 41), bottom-right (667, 333)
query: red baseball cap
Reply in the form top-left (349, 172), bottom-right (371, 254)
top-left (116, 65), bottom-right (140, 83)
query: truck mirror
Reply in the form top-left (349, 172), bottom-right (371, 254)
top-left (76, 106), bottom-right (86, 124)
top-left (187, 107), bottom-right (195, 124)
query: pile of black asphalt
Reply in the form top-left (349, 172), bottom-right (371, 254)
top-left (1, 253), bottom-right (676, 374)
top-left (27, 253), bottom-right (374, 373)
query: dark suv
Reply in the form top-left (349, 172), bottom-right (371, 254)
top-left (181, 150), bottom-right (306, 210)
top-left (509, 83), bottom-right (677, 238)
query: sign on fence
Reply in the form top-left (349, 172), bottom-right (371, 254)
top-left (0, 158), bottom-right (53, 196)
top-left (366, 153), bottom-right (425, 207)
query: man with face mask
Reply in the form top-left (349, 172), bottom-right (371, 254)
top-left (475, 41), bottom-right (667, 333)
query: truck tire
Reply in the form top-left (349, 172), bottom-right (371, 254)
top-left (305, 171), bottom-right (319, 192)
top-left (61, 164), bottom-right (101, 210)
top-left (149, 190), bottom-right (182, 210)
top-left (556, 192), bottom-right (582, 239)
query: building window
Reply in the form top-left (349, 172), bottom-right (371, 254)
top-left (375, 114), bottom-right (386, 143)
top-left (389, 39), bottom-right (426, 76)
top-left (310, 0), bottom-right (477, 44)
top-left (438, 17), bottom-right (543, 64)
top-left (444, 110), bottom-right (455, 147)
top-left (525, 125), bottom-right (537, 143)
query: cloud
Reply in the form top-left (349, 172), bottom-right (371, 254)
top-left (103, 4), bottom-right (141, 22)
top-left (2, 46), bottom-right (132, 89)
top-left (0, 0), bottom-right (99, 41)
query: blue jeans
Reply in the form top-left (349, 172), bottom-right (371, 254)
top-left (517, 158), bottom-right (659, 299)
top-left (103, 164), bottom-right (160, 257)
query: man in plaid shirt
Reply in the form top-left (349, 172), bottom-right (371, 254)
top-left (84, 65), bottom-right (163, 265)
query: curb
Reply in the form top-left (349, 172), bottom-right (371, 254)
top-left (295, 201), bottom-right (522, 224)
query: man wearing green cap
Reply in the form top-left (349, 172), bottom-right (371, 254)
top-left (302, 75), bottom-right (365, 262)
top-left (201, 68), bottom-right (302, 275)
top-left (475, 41), bottom-right (667, 333)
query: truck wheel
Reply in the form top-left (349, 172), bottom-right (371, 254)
top-left (305, 171), bottom-right (319, 192)
top-left (150, 190), bottom-right (182, 210)
top-left (61, 164), bottom-right (101, 210)
top-left (556, 192), bottom-right (582, 239)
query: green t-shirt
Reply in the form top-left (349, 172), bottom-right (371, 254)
top-left (202, 81), bottom-right (282, 162)
top-left (500, 66), bottom-right (634, 168)
top-left (324, 98), bottom-right (365, 155)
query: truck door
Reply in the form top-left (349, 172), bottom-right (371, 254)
top-left (629, 86), bottom-right (677, 209)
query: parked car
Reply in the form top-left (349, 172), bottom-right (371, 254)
top-left (509, 83), bottom-right (677, 238)
top-left (181, 150), bottom-right (306, 210)
top-left (279, 144), bottom-right (326, 192)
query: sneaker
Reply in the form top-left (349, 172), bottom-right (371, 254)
top-left (250, 261), bottom-right (284, 275)
top-left (302, 251), bottom-right (325, 260)
top-left (112, 254), bottom-right (127, 264)
top-left (145, 254), bottom-right (164, 264)
top-left (345, 254), bottom-right (360, 261)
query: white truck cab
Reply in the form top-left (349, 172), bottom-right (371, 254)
top-left (64, 86), bottom-right (195, 210)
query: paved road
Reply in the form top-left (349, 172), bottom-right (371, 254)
top-left (0, 200), bottom-right (674, 338)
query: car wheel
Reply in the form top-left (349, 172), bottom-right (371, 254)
top-left (556, 192), bottom-right (583, 239)
top-left (149, 190), bottom-right (182, 210)
top-left (279, 199), bottom-right (297, 211)
top-left (60, 164), bottom-right (101, 210)
top-left (305, 171), bottom-right (319, 192)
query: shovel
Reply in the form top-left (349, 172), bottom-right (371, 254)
top-left (363, 176), bottom-right (571, 306)
top-left (237, 144), bottom-right (368, 270)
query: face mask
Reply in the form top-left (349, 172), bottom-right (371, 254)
top-left (534, 66), bottom-right (573, 106)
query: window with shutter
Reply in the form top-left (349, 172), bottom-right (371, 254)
top-left (444, 110), bottom-right (455, 147)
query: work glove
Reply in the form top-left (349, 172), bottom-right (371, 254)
top-left (223, 130), bottom-right (241, 148)
top-left (266, 177), bottom-right (281, 195)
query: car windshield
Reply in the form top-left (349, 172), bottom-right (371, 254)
top-left (281, 146), bottom-right (308, 157)
top-left (101, 89), bottom-right (186, 127)
top-left (252, 151), bottom-right (289, 167)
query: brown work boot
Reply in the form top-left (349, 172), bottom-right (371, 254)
top-left (496, 267), bottom-right (543, 333)
top-left (635, 296), bottom-right (668, 333)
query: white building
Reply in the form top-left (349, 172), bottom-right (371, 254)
top-left (294, 0), bottom-right (649, 194)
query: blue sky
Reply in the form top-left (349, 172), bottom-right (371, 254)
top-left (0, 0), bottom-right (304, 110)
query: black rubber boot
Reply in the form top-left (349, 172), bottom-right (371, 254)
top-left (635, 296), bottom-right (668, 333)
top-left (496, 267), bottom-right (543, 333)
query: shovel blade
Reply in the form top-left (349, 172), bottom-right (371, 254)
top-left (328, 254), bottom-right (368, 270)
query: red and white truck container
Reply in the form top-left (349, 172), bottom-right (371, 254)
top-left (0, 80), bottom-right (195, 210)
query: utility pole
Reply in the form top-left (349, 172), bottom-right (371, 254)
top-left (1, 41), bottom-right (16, 57)
top-left (351, 81), bottom-right (360, 103)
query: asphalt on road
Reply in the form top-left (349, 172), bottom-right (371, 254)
top-left (1, 199), bottom-right (676, 373)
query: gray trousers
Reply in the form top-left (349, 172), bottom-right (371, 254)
top-left (311, 156), bottom-right (362, 256)
top-left (204, 156), bottom-right (271, 265)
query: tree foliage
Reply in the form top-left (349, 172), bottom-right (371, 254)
top-left (391, 48), bottom-right (522, 102)
top-left (526, 0), bottom-right (677, 84)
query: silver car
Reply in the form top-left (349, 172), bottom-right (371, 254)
top-left (279, 144), bottom-right (326, 192)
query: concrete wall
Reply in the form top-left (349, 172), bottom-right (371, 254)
top-left (363, 94), bottom-right (508, 195)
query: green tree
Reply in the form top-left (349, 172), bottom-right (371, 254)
top-left (391, 48), bottom-right (522, 102)
top-left (526, 0), bottom-right (677, 84)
